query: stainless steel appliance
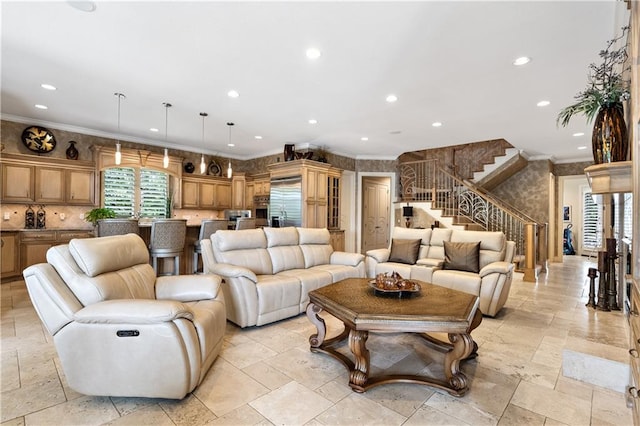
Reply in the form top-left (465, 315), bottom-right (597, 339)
top-left (269, 176), bottom-right (302, 227)
top-left (253, 196), bottom-right (269, 227)
top-left (223, 209), bottom-right (251, 229)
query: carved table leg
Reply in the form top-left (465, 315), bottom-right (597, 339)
top-left (306, 302), bottom-right (326, 348)
top-left (444, 333), bottom-right (473, 394)
top-left (348, 329), bottom-right (369, 392)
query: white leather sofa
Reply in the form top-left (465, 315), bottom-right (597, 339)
top-left (22, 233), bottom-right (226, 399)
top-left (366, 227), bottom-right (515, 317)
top-left (201, 227), bottom-right (365, 328)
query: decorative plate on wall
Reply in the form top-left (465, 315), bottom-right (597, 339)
top-left (208, 160), bottom-right (221, 176)
top-left (21, 126), bottom-right (57, 153)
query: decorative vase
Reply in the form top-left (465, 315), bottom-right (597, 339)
top-left (183, 162), bottom-right (195, 173)
top-left (65, 141), bottom-right (79, 160)
top-left (591, 103), bottom-right (628, 164)
top-left (284, 144), bottom-right (295, 161)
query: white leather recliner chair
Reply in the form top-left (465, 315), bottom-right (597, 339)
top-left (22, 233), bottom-right (226, 399)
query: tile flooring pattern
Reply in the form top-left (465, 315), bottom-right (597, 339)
top-left (0, 256), bottom-right (634, 425)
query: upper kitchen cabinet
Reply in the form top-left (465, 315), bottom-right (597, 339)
top-left (0, 153), bottom-right (97, 206)
top-left (181, 175), bottom-right (232, 209)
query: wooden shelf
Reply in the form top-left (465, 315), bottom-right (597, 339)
top-left (584, 161), bottom-right (632, 194)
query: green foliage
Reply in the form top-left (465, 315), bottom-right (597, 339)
top-left (85, 207), bottom-right (116, 225)
top-left (557, 26), bottom-right (630, 127)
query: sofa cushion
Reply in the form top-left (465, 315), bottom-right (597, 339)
top-left (297, 227), bottom-right (330, 245)
top-left (451, 230), bottom-right (505, 269)
top-left (213, 229), bottom-right (267, 251)
top-left (212, 229), bottom-right (273, 275)
top-left (269, 246), bottom-right (305, 274)
top-left (69, 234), bottom-right (149, 277)
top-left (264, 227), bottom-right (299, 247)
top-left (443, 241), bottom-right (480, 273)
top-left (425, 228), bottom-right (453, 260)
top-left (388, 239), bottom-right (421, 265)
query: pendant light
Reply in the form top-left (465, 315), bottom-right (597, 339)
top-left (114, 92), bottom-right (125, 165)
top-left (200, 112), bottom-right (208, 174)
top-left (163, 102), bottom-right (172, 168)
top-left (226, 122), bottom-right (234, 178)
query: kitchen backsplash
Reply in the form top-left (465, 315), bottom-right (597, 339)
top-left (0, 204), bottom-right (226, 230)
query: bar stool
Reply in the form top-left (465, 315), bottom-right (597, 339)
top-left (149, 219), bottom-right (187, 276)
top-left (193, 219), bottom-right (228, 273)
top-left (97, 219), bottom-right (139, 237)
top-left (235, 218), bottom-right (256, 230)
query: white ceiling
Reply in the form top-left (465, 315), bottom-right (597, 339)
top-left (0, 1), bottom-right (630, 162)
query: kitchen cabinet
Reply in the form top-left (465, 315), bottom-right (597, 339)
top-left (245, 182), bottom-right (255, 209)
top-left (19, 229), bottom-right (94, 272)
top-left (268, 159), bottom-right (341, 229)
top-left (1, 163), bottom-right (34, 203)
top-left (329, 229), bottom-right (345, 252)
top-left (327, 170), bottom-right (341, 230)
top-left (1, 231), bottom-right (20, 281)
top-left (181, 175), bottom-right (232, 209)
top-left (231, 174), bottom-right (246, 209)
top-left (0, 153), bottom-right (97, 206)
top-left (253, 177), bottom-right (270, 196)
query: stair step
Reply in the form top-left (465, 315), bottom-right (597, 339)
top-left (474, 151), bottom-right (527, 190)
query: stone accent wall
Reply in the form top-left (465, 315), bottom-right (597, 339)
top-left (355, 159), bottom-right (398, 173)
top-left (553, 161), bottom-right (594, 176)
top-left (490, 160), bottom-right (552, 224)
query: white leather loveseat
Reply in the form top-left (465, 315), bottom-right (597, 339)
top-left (201, 227), bottom-right (365, 327)
top-left (366, 227), bottom-right (515, 317)
top-left (22, 234), bottom-right (226, 399)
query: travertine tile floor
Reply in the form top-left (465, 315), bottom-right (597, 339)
top-left (0, 256), bottom-right (634, 425)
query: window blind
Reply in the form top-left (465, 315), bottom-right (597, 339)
top-left (103, 167), bottom-right (168, 218)
top-left (582, 190), bottom-right (601, 250)
top-left (103, 167), bottom-right (135, 217)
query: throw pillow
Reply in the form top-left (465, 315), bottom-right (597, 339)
top-left (388, 239), bottom-right (421, 265)
top-left (443, 241), bottom-right (480, 273)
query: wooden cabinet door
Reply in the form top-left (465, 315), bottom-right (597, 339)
top-left (2, 163), bottom-right (34, 202)
top-left (232, 178), bottom-right (245, 209)
top-left (245, 183), bottom-right (255, 208)
top-left (216, 183), bottom-right (231, 208)
top-left (1, 233), bottom-right (20, 278)
top-left (35, 167), bottom-right (65, 203)
top-left (200, 182), bottom-right (216, 208)
top-left (316, 171), bottom-right (328, 202)
top-left (66, 170), bottom-right (95, 205)
top-left (182, 181), bottom-right (199, 208)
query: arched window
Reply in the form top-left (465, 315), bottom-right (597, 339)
top-left (103, 167), bottom-right (169, 218)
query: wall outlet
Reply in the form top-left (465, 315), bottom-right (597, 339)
top-left (59, 213), bottom-right (66, 220)
top-left (79, 213), bottom-right (85, 220)
top-left (3, 212), bottom-right (10, 220)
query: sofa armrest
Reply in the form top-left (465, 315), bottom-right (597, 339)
top-left (479, 261), bottom-right (514, 278)
top-left (416, 258), bottom-right (444, 268)
top-left (330, 251), bottom-right (365, 267)
top-left (204, 263), bottom-right (258, 283)
top-left (74, 299), bottom-right (194, 324)
top-left (366, 248), bottom-right (390, 263)
top-left (156, 274), bottom-right (222, 302)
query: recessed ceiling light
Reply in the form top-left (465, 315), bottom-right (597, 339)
top-left (361, 137), bottom-right (369, 141)
top-left (255, 136), bottom-right (263, 140)
top-left (227, 143), bottom-right (235, 147)
top-left (386, 94), bottom-right (398, 103)
top-left (577, 146), bottom-right (587, 150)
top-left (306, 48), bottom-right (321, 60)
top-left (150, 128), bottom-right (159, 132)
top-left (67, 1), bottom-right (96, 12)
top-left (432, 122), bottom-right (442, 127)
top-left (513, 56), bottom-right (531, 66)
top-left (34, 104), bottom-right (48, 110)
top-left (572, 132), bottom-right (585, 137)
top-left (308, 119), bottom-right (318, 124)
top-left (536, 100), bottom-right (550, 107)
top-left (41, 83), bottom-right (56, 91)
top-left (227, 90), bottom-right (239, 98)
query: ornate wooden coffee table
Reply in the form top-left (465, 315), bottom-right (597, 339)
top-left (306, 278), bottom-right (481, 395)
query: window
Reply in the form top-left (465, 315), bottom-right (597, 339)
top-left (103, 167), bottom-right (169, 218)
top-left (613, 193), bottom-right (633, 240)
top-left (582, 189), bottom-right (602, 250)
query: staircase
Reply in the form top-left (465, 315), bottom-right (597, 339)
top-left (400, 158), bottom-right (547, 282)
top-left (471, 148), bottom-right (528, 190)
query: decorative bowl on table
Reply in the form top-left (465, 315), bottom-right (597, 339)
top-left (369, 272), bottom-right (421, 297)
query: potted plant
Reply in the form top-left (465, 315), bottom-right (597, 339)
top-left (557, 26), bottom-right (630, 164)
top-left (85, 207), bottom-right (116, 226)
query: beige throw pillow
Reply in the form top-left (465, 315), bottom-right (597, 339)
top-left (388, 239), bottom-right (421, 265)
top-left (443, 241), bottom-right (480, 273)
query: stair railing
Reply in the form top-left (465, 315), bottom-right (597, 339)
top-left (400, 160), bottom-right (547, 281)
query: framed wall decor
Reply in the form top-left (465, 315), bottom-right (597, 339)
top-left (21, 126), bottom-right (57, 153)
top-left (563, 205), bottom-right (571, 222)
